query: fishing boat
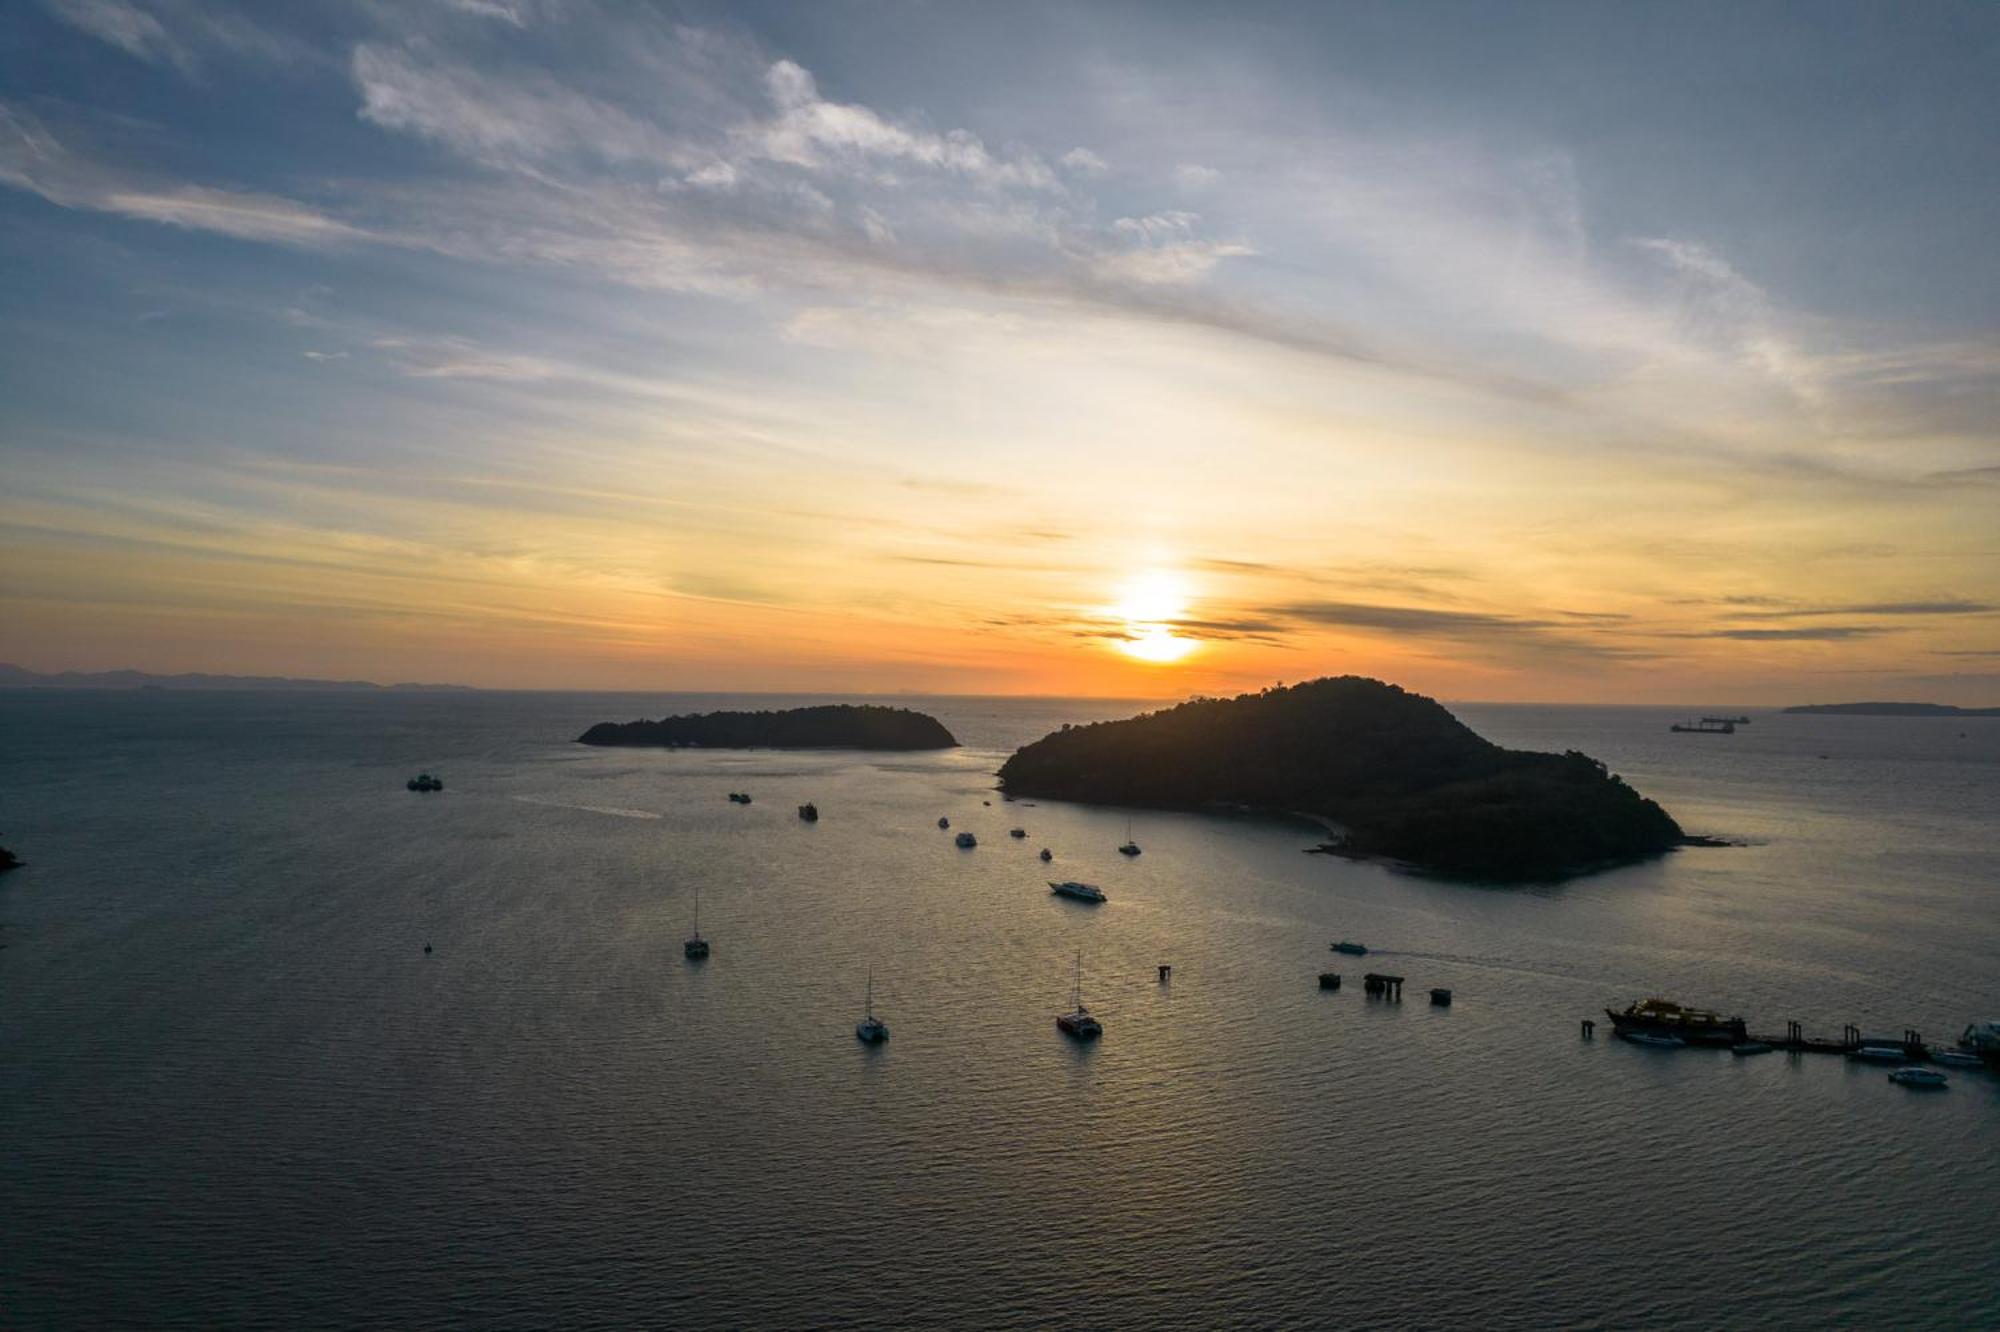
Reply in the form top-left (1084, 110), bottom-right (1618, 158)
top-left (955, 831), bottom-right (977, 848)
top-left (1331, 940), bottom-right (1368, 956)
top-left (1888, 1067), bottom-right (1947, 1088)
top-left (1606, 998), bottom-right (1747, 1045)
top-left (683, 889), bottom-right (709, 960)
top-left (855, 969), bottom-right (888, 1044)
top-left (406, 772), bottom-right (443, 792)
top-left (1056, 952), bottom-right (1102, 1039)
top-left (1049, 880), bottom-right (1105, 904)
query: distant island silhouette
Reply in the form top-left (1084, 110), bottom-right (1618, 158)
top-left (0, 663), bottom-right (473, 692)
top-left (578, 704), bottom-right (959, 750)
top-left (997, 676), bottom-right (1684, 881)
top-left (1783, 701), bottom-right (1999, 717)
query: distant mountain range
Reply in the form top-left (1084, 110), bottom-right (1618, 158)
top-left (0, 663), bottom-right (474, 692)
top-left (1783, 701), bottom-right (1999, 717)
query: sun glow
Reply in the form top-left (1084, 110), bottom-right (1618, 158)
top-left (1112, 571), bottom-right (1198, 664)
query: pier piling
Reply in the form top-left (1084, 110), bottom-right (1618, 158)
top-left (1582, 1019), bottom-right (1595, 1039)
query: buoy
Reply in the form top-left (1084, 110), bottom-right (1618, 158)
top-left (423, 942), bottom-right (433, 955)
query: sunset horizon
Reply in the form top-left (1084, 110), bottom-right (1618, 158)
top-left (4, 3), bottom-right (1996, 705)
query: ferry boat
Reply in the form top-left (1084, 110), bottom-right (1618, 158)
top-left (855, 969), bottom-right (887, 1044)
top-left (1056, 952), bottom-right (1102, 1039)
top-left (1670, 719), bottom-right (1735, 734)
top-left (1606, 998), bottom-right (1747, 1045)
top-left (1888, 1066), bottom-right (1948, 1089)
top-left (1049, 880), bottom-right (1105, 904)
top-left (955, 831), bottom-right (977, 848)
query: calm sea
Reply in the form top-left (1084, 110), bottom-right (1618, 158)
top-left (1, 690), bottom-right (1996, 1329)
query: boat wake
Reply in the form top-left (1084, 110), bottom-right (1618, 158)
top-left (510, 795), bottom-right (661, 820)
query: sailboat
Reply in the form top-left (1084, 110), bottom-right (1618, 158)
top-left (855, 968), bottom-right (888, 1043)
top-left (1056, 951), bottom-right (1103, 1039)
top-left (683, 887), bottom-right (709, 960)
top-left (1118, 815), bottom-right (1141, 857)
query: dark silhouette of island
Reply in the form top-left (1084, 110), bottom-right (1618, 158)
top-left (1783, 701), bottom-right (1999, 717)
top-left (997, 676), bottom-right (1684, 881)
top-left (578, 705), bottom-right (958, 750)
top-left (0, 663), bottom-right (472, 692)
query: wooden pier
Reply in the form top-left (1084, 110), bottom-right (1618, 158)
top-left (1743, 1020), bottom-right (1936, 1061)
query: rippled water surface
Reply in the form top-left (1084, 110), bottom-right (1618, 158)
top-left (2, 691), bottom-right (1996, 1328)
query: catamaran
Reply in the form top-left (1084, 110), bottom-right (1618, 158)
top-left (1057, 952), bottom-right (1102, 1039)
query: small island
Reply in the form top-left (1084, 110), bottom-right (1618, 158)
top-left (997, 677), bottom-right (1685, 882)
top-left (1783, 701), bottom-right (1999, 717)
top-left (578, 704), bottom-right (958, 750)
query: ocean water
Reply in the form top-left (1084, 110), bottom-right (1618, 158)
top-left (1, 690), bottom-right (1996, 1329)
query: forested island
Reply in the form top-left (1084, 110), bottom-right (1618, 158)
top-left (578, 704), bottom-right (958, 750)
top-left (997, 677), bottom-right (1685, 881)
top-left (1783, 701), bottom-right (1999, 717)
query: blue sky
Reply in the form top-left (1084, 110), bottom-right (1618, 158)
top-left (3, 1), bottom-right (1996, 698)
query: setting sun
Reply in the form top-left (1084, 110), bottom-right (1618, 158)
top-left (1112, 571), bottom-right (1198, 663)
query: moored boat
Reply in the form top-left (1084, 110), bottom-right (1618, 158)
top-left (1621, 1031), bottom-right (1686, 1048)
top-left (855, 969), bottom-right (887, 1044)
top-left (1606, 998), bottom-right (1747, 1045)
top-left (1039, 848), bottom-right (1053, 862)
top-left (1731, 1041), bottom-right (1774, 1055)
top-left (955, 831), bottom-right (977, 848)
top-left (1933, 1049), bottom-right (1984, 1069)
top-left (798, 802), bottom-right (818, 821)
top-left (1850, 1045), bottom-right (1908, 1063)
top-left (1056, 951), bottom-right (1102, 1039)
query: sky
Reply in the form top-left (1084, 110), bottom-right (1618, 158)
top-left (2, 0), bottom-right (1996, 701)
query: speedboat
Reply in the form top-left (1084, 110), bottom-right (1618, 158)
top-left (1331, 941), bottom-right (1368, 956)
top-left (1888, 1066), bottom-right (1947, 1088)
top-left (1056, 951), bottom-right (1102, 1039)
top-left (855, 970), bottom-right (888, 1044)
top-left (955, 831), bottom-right (977, 848)
top-left (1621, 1031), bottom-right (1686, 1049)
top-left (1730, 1042), bottom-right (1774, 1055)
top-left (1049, 880), bottom-right (1105, 904)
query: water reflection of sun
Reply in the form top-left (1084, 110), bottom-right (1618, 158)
top-left (1112, 572), bottom-right (1197, 663)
